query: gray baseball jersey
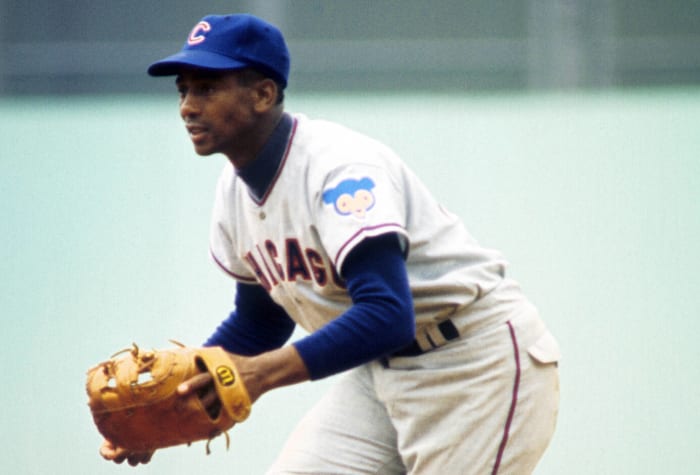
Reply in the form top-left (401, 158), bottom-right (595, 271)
top-left (209, 113), bottom-right (508, 333)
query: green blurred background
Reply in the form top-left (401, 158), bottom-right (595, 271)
top-left (1, 1), bottom-right (699, 474)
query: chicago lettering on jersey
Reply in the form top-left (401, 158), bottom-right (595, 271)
top-left (244, 238), bottom-right (345, 291)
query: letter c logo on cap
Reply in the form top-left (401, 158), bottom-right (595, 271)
top-left (188, 21), bottom-right (211, 45)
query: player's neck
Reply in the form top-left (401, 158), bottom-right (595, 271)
top-left (226, 108), bottom-right (284, 169)
top-left (235, 113), bottom-right (293, 201)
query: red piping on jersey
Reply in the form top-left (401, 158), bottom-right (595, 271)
top-left (210, 249), bottom-right (257, 282)
top-left (492, 320), bottom-right (521, 475)
top-left (255, 117), bottom-right (298, 206)
top-left (334, 223), bottom-right (404, 267)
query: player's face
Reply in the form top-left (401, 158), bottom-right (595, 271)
top-left (176, 70), bottom-right (260, 161)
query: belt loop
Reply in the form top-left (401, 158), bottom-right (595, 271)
top-left (390, 318), bottom-right (461, 358)
top-left (426, 325), bottom-right (447, 348)
top-left (414, 331), bottom-right (433, 352)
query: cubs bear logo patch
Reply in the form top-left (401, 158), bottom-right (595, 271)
top-left (322, 177), bottom-right (376, 219)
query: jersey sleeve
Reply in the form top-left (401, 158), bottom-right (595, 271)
top-left (316, 163), bottom-right (410, 273)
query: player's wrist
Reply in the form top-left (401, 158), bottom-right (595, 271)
top-left (246, 346), bottom-right (310, 398)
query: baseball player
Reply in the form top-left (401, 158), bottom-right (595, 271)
top-left (100, 13), bottom-right (560, 473)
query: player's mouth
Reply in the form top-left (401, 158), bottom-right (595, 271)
top-left (186, 124), bottom-right (209, 143)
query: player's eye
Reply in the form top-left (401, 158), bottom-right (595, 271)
top-left (195, 83), bottom-right (216, 95)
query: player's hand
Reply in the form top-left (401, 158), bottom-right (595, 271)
top-left (177, 371), bottom-right (223, 416)
top-left (177, 348), bottom-right (306, 410)
top-left (98, 359), bottom-right (238, 465)
top-left (100, 439), bottom-right (154, 466)
top-left (177, 352), bottom-right (260, 412)
top-left (177, 352), bottom-right (263, 405)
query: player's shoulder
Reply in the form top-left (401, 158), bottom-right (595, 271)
top-left (212, 161), bottom-right (240, 202)
top-left (292, 112), bottom-right (354, 136)
top-left (290, 113), bottom-right (398, 165)
top-left (216, 161), bottom-right (235, 184)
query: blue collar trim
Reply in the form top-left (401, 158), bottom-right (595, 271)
top-left (236, 113), bottom-right (293, 201)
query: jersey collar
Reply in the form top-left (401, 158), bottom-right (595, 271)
top-left (236, 112), bottom-right (294, 202)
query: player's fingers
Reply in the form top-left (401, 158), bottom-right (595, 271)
top-left (112, 448), bottom-right (129, 464)
top-left (127, 451), bottom-right (155, 466)
top-left (100, 439), bottom-right (149, 465)
top-left (198, 385), bottom-right (219, 407)
top-left (100, 439), bottom-right (125, 463)
top-left (177, 372), bottom-right (212, 395)
top-left (99, 439), bottom-right (115, 459)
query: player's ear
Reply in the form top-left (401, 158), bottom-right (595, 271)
top-left (252, 78), bottom-right (279, 113)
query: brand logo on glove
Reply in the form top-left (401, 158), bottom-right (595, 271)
top-left (215, 366), bottom-right (235, 386)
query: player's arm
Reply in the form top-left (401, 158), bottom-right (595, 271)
top-left (293, 232), bottom-right (415, 379)
top-left (186, 234), bottom-right (414, 401)
top-left (204, 281), bottom-right (296, 354)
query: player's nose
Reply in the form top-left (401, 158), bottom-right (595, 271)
top-left (179, 93), bottom-right (200, 119)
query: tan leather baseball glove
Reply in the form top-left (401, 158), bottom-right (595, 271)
top-left (86, 341), bottom-right (250, 454)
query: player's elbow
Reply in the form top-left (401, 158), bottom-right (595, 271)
top-left (382, 297), bottom-right (416, 352)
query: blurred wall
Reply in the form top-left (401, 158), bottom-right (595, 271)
top-left (1, 0), bottom-right (699, 95)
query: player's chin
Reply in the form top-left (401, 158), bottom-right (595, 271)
top-left (189, 134), bottom-right (215, 154)
top-left (191, 143), bottom-right (217, 157)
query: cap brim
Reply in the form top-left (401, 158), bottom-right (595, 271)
top-left (147, 50), bottom-right (248, 76)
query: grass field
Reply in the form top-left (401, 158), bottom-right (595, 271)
top-left (1, 87), bottom-right (698, 474)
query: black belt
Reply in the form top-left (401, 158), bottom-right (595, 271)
top-left (391, 319), bottom-right (460, 357)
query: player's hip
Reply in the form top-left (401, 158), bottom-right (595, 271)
top-left (393, 278), bottom-right (553, 361)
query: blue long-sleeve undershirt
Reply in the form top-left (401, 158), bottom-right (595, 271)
top-left (204, 282), bottom-right (295, 355)
top-left (204, 234), bottom-right (416, 379)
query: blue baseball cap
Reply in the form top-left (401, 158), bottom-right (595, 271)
top-left (147, 14), bottom-right (290, 88)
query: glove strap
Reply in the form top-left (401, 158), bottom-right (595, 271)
top-left (196, 347), bottom-right (252, 422)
